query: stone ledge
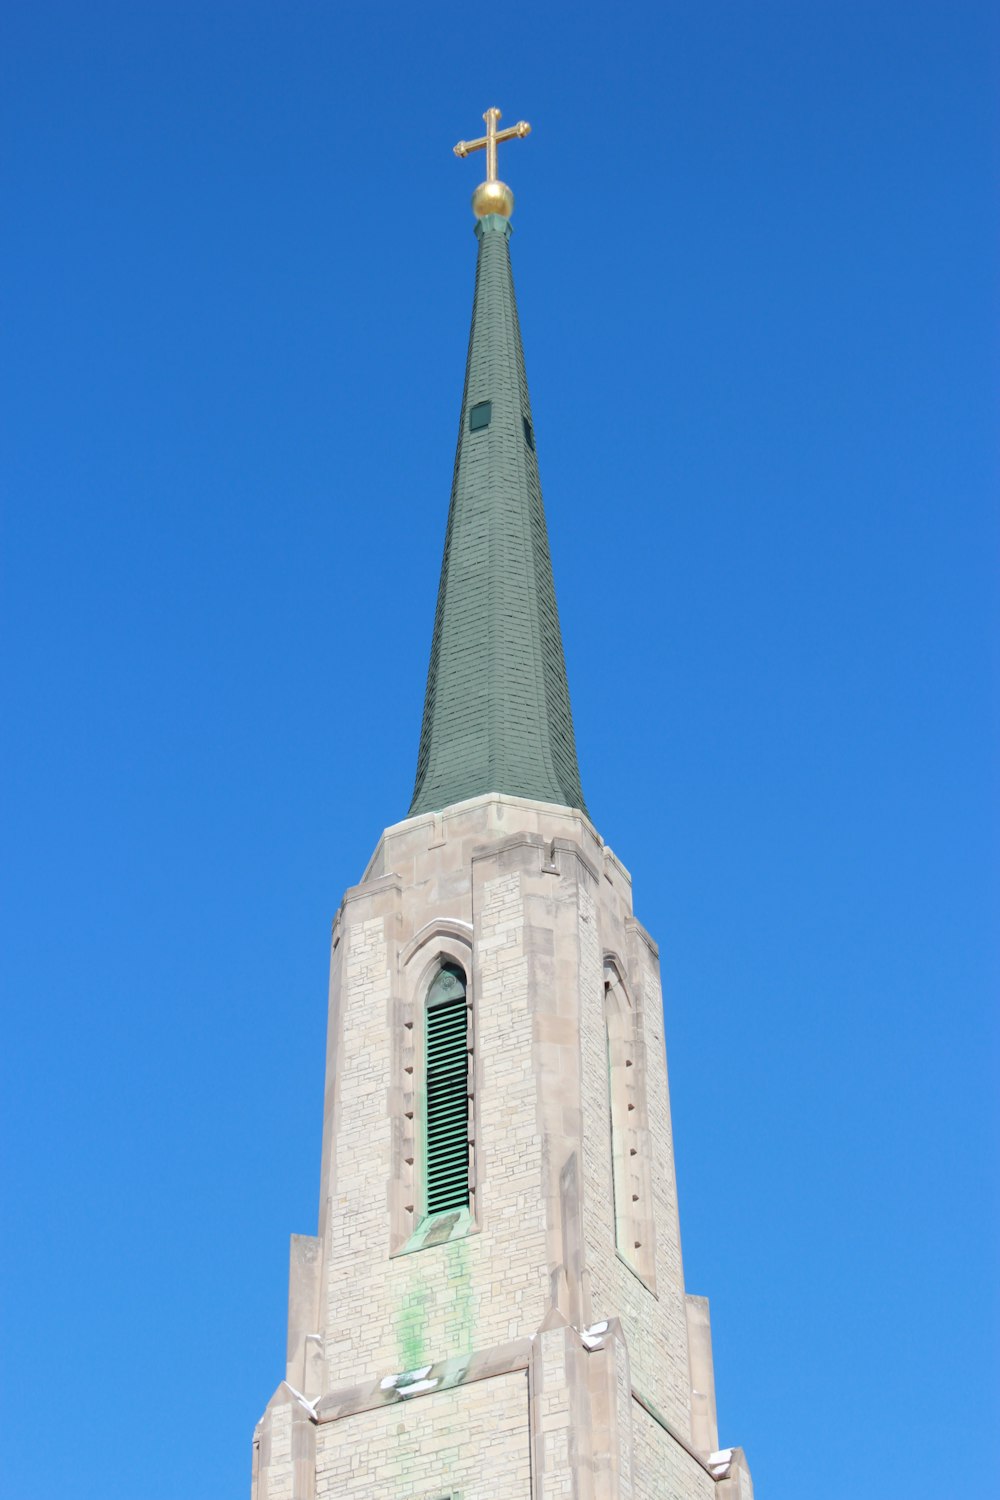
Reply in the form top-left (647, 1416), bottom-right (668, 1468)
top-left (626, 913), bottom-right (660, 959)
top-left (361, 793), bottom-right (617, 885)
top-left (313, 1337), bottom-right (531, 1425)
top-left (470, 829), bottom-right (600, 885)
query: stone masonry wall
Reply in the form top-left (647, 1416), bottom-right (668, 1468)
top-left (321, 852), bottom-right (549, 1391)
top-left (631, 1401), bottom-right (715, 1500)
top-left (322, 912), bottom-right (394, 1382)
top-left (317, 798), bottom-right (696, 1414)
top-left (315, 1372), bottom-right (531, 1500)
top-left (261, 1403), bottom-right (292, 1500)
top-left (256, 795), bottom-right (733, 1500)
top-left (626, 935), bottom-right (692, 1429)
top-left (581, 879), bottom-right (693, 1436)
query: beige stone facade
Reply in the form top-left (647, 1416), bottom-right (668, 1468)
top-left (252, 793), bottom-right (753, 1498)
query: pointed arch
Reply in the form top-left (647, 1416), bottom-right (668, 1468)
top-left (423, 961), bottom-right (471, 1217)
top-left (390, 922), bottom-right (478, 1255)
top-left (604, 956), bottom-right (657, 1289)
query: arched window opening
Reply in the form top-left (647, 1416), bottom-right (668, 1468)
top-left (424, 963), bottom-right (471, 1217)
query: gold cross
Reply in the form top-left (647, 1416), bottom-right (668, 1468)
top-left (453, 107), bottom-right (531, 182)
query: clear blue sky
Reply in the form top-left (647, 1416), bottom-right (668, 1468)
top-left (1, 2), bottom-right (996, 1496)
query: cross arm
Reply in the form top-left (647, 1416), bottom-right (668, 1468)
top-left (453, 121), bottom-right (531, 159)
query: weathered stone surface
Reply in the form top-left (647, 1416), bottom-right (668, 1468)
top-left (251, 794), bottom-right (753, 1499)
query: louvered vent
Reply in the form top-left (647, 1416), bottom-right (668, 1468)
top-left (425, 965), bottom-right (470, 1217)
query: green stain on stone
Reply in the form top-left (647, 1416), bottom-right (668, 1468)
top-left (445, 1234), bottom-right (474, 1352)
top-left (398, 1278), bottom-right (428, 1374)
top-left (396, 1233), bottom-right (476, 1378)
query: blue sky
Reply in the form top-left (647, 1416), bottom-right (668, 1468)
top-left (1, 2), bottom-right (996, 1496)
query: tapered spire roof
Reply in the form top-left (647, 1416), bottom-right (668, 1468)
top-left (409, 186), bottom-right (587, 818)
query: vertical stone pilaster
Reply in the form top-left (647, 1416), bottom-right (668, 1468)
top-left (714, 1448), bottom-right (754, 1500)
top-left (253, 1390), bottom-right (316, 1500)
top-left (685, 1296), bottom-right (719, 1457)
top-left (320, 879), bottom-right (401, 1388)
top-left (472, 830), bottom-right (593, 1332)
top-left (529, 1312), bottom-right (593, 1500)
top-left (286, 1234), bottom-right (322, 1396)
top-left (584, 1320), bottom-right (635, 1500)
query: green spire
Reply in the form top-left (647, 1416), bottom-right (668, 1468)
top-left (409, 215), bottom-right (587, 818)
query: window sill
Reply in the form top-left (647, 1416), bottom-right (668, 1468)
top-left (392, 1207), bottom-right (479, 1257)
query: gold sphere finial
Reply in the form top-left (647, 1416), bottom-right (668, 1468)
top-left (471, 179), bottom-right (515, 219)
top-left (453, 107), bottom-right (531, 218)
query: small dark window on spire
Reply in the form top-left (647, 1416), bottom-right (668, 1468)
top-left (523, 417), bottom-right (535, 450)
top-left (469, 401), bottom-right (492, 432)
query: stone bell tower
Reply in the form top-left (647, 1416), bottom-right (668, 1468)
top-left (251, 108), bottom-right (755, 1500)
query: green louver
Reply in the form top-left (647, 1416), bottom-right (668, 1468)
top-left (424, 966), bottom-right (470, 1217)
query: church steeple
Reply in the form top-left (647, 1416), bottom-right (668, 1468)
top-left (409, 112), bottom-right (586, 817)
top-left (252, 108), bottom-right (755, 1500)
